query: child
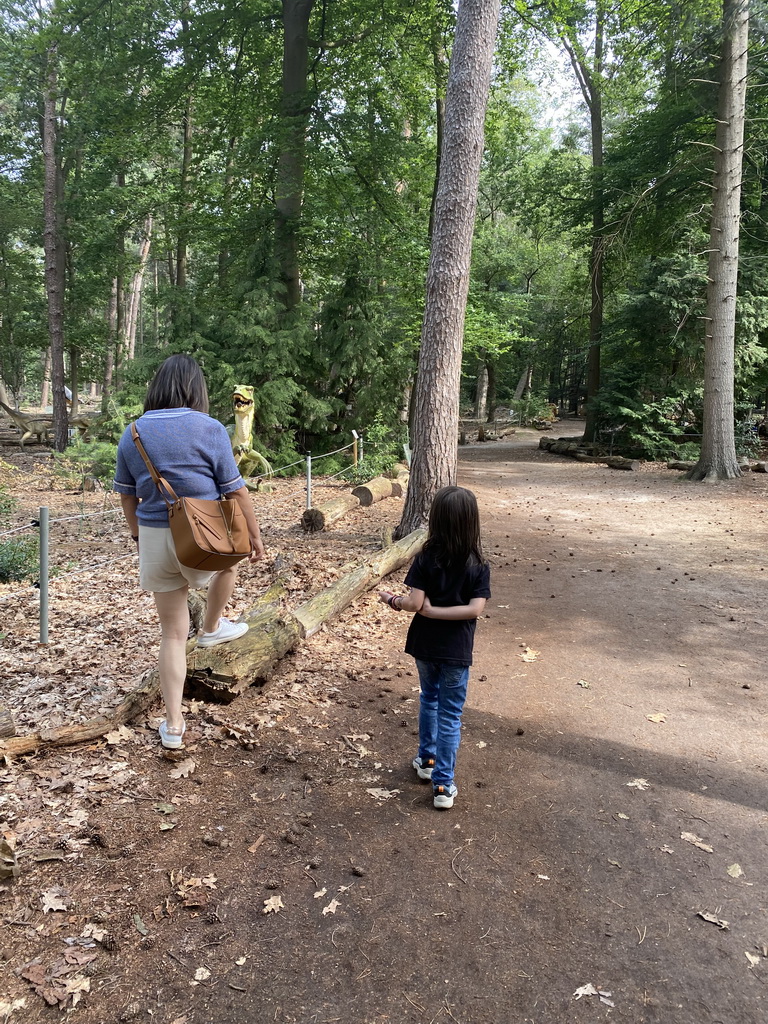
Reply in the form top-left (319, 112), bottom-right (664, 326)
top-left (380, 486), bottom-right (490, 809)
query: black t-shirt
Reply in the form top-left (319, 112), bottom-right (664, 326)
top-left (403, 548), bottom-right (491, 666)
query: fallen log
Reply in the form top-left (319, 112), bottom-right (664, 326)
top-left (294, 528), bottom-right (426, 638)
top-left (575, 453), bottom-right (640, 471)
top-left (540, 436), bottom-right (639, 470)
top-left (0, 664), bottom-right (162, 758)
top-left (2, 531), bottom-right (427, 751)
top-left (667, 460), bottom-right (696, 471)
top-left (390, 470), bottom-right (409, 498)
top-left (302, 493), bottom-right (360, 533)
top-left (351, 476), bottom-right (394, 507)
top-left (185, 607), bottom-right (303, 703)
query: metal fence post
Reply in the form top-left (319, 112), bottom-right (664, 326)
top-left (39, 505), bottom-right (49, 644)
top-left (359, 433), bottom-right (364, 464)
top-left (306, 455), bottom-right (312, 510)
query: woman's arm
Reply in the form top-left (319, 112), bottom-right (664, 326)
top-left (120, 494), bottom-right (140, 542)
top-left (418, 596), bottom-right (486, 621)
top-left (378, 587), bottom-right (425, 613)
top-left (224, 486), bottom-right (265, 562)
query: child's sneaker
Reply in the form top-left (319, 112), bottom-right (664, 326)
top-left (433, 784), bottom-right (458, 809)
top-left (412, 756), bottom-right (435, 781)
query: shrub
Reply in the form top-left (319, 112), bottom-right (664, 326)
top-left (0, 535), bottom-right (38, 583)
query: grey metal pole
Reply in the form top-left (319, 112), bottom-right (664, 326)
top-left (306, 455), bottom-right (312, 510)
top-left (39, 505), bottom-right (49, 644)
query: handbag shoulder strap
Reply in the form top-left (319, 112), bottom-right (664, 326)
top-left (130, 422), bottom-right (180, 506)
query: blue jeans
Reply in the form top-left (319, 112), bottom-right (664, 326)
top-left (415, 659), bottom-right (470, 788)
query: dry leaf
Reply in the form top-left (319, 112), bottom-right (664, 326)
top-left (169, 758), bottom-right (196, 780)
top-left (727, 863), bottom-right (744, 879)
top-left (0, 998), bottom-right (26, 1016)
top-left (41, 888), bottom-right (68, 913)
top-left (193, 967), bottom-right (211, 983)
top-left (322, 899), bottom-right (340, 916)
top-left (573, 983), bottom-right (599, 1000)
top-left (745, 952), bottom-right (760, 968)
top-left (626, 778), bottom-right (650, 791)
top-left (659, 844), bottom-right (674, 854)
top-left (262, 895), bottom-right (283, 915)
top-left (133, 913), bottom-right (149, 936)
top-left (697, 911), bottom-right (729, 930)
top-left (617, 813), bottom-right (630, 820)
top-left (104, 725), bottom-right (134, 745)
top-left (682, 832), bottom-right (713, 853)
top-left (646, 712), bottom-right (667, 724)
top-left (366, 788), bottom-right (400, 800)
top-left (314, 888), bottom-right (327, 899)
top-left (577, 679), bottom-right (591, 688)
top-left (519, 647), bottom-right (539, 663)
top-left (235, 956), bottom-right (247, 966)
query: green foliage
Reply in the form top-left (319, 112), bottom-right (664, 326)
top-left (53, 438), bottom-right (118, 486)
top-left (346, 420), bottom-right (405, 484)
top-left (0, 482), bottom-right (38, 583)
top-left (0, 534), bottom-right (38, 583)
top-left (594, 392), bottom-right (701, 461)
top-left (510, 395), bottom-right (553, 425)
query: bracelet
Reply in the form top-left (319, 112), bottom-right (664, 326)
top-left (131, 535), bottom-right (139, 542)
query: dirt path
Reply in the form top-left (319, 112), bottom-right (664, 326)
top-left (3, 429), bottom-right (767, 1024)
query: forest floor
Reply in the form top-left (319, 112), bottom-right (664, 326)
top-left (1, 421), bottom-right (767, 1024)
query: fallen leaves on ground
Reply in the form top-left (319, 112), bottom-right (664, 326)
top-left (263, 895), bottom-right (284, 915)
top-left (626, 778), bottom-right (650, 791)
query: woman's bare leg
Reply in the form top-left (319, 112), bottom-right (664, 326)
top-left (202, 564), bottom-right (238, 633)
top-left (153, 586), bottom-right (190, 732)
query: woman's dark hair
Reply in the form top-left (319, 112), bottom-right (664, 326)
top-left (425, 486), bottom-right (484, 567)
top-left (144, 354), bottom-right (209, 414)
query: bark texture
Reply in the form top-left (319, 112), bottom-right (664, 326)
top-left (397, 0), bottom-right (500, 536)
top-left (687, 0), bottom-right (748, 482)
top-left (42, 44), bottom-right (68, 452)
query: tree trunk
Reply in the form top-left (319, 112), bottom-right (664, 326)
top-left (474, 355), bottom-right (488, 421)
top-left (176, 94), bottom-right (193, 292)
top-left (486, 359), bottom-right (497, 421)
top-left (687, 0), bottom-right (748, 482)
top-left (40, 347), bottom-right (52, 409)
top-left (42, 44), bottom-right (68, 452)
top-left (428, 23), bottom-right (449, 241)
top-left (103, 279), bottom-right (117, 406)
top-left (275, 0), bottom-right (315, 311)
top-left (397, 0), bottom-right (500, 537)
top-left (125, 216), bottom-right (153, 360)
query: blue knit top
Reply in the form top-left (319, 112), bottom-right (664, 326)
top-left (113, 408), bottom-right (245, 527)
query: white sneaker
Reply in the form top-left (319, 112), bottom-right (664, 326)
top-left (197, 617), bottom-right (249, 648)
top-left (433, 784), bottom-right (458, 810)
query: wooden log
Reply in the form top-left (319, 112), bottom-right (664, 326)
top-left (751, 461), bottom-right (768, 473)
top-left (185, 608), bottom-right (304, 703)
top-left (0, 533), bottom-right (426, 749)
top-left (302, 493), bottom-right (360, 532)
top-left (0, 664), bottom-right (162, 758)
top-left (351, 476), bottom-right (394, 507)
top-left (390, 470), bottom-right (409, 498)
top-left (667, 460), bottom-right (696, 471)
top-left (294, 528), bottom-right (426, 637)
top-left (0, 705), bottom-right (16, 739)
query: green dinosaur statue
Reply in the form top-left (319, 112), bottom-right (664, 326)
top-left (231, 386), bottom-right (272, 482)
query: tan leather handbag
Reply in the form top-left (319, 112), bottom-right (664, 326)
top-left (131, 423), bottom-right (251, 571)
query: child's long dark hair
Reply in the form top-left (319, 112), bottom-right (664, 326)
top-left (424, 486), bottom-right (484, 568)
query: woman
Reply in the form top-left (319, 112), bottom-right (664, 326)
top-left (114, 354), bottom-right (264, 749)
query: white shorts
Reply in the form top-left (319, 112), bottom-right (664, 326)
top-left (138, 525), bottom-right (218, 593)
